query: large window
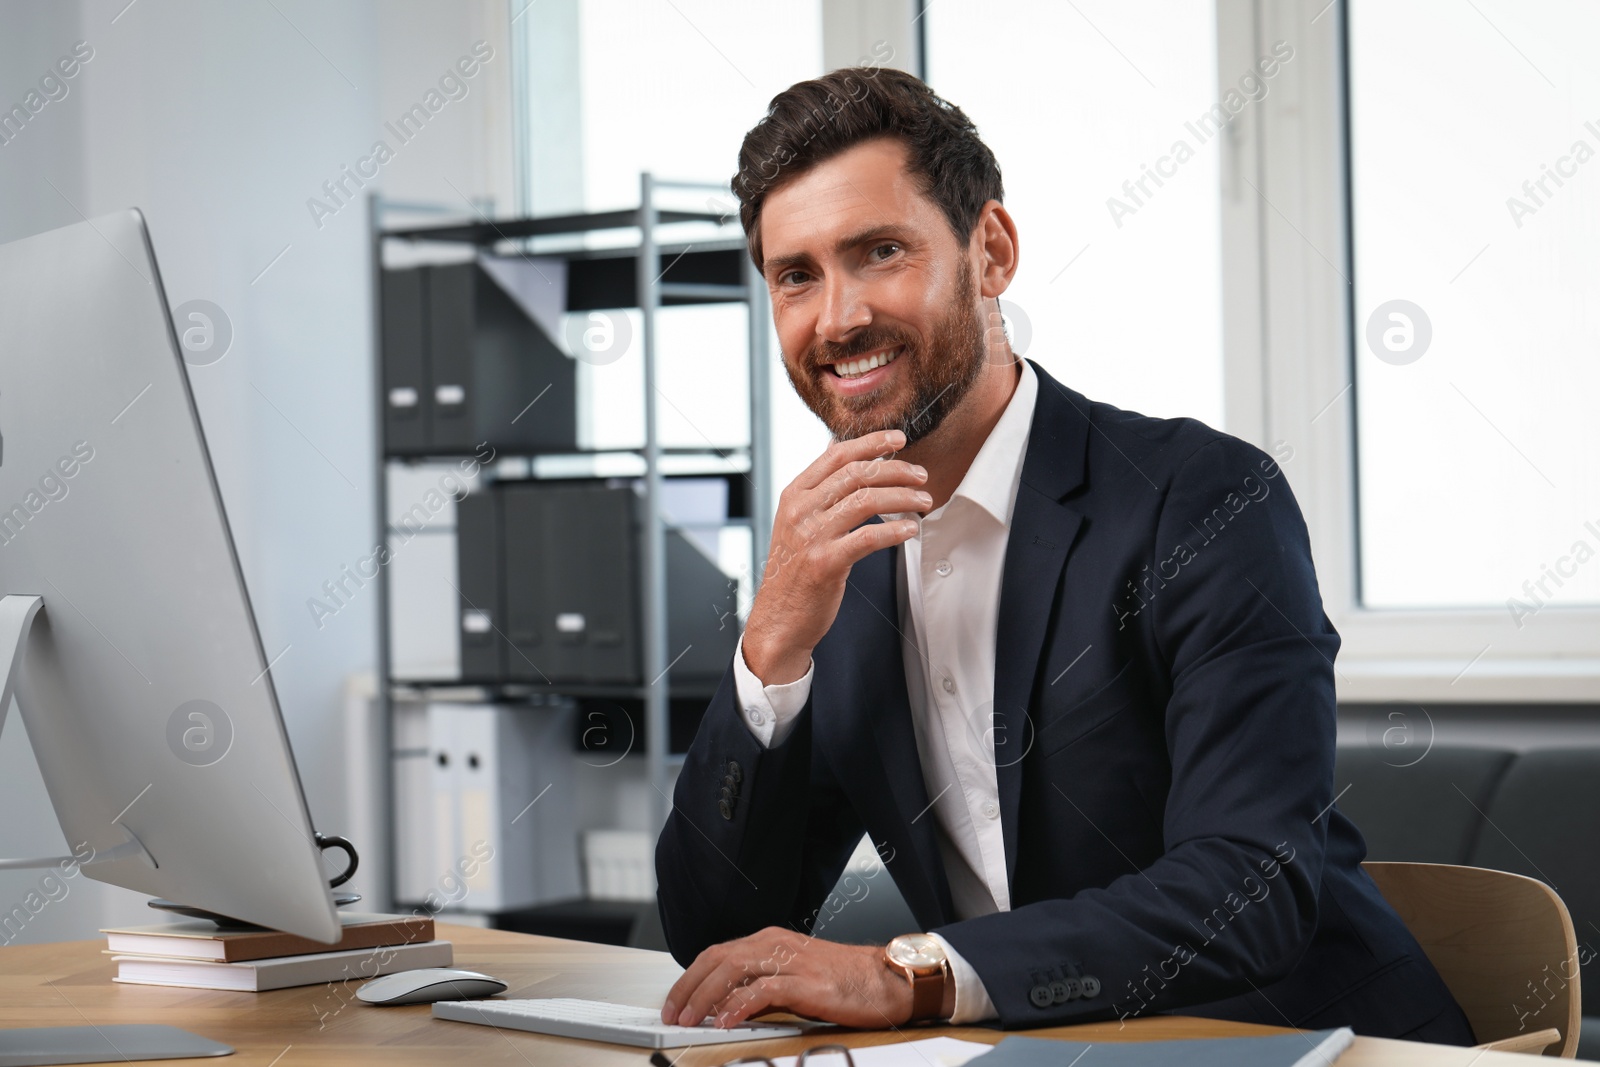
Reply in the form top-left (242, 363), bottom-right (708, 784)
top-left (1226, 0), bottom-right (1598, 695)
top-left (1349, 0), bottom-right (1600, 612)
top-left (927, 0), bottom-right (1225, 428)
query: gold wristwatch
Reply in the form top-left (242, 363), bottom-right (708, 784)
top-left (884, 933), bottom-right (950, 1023)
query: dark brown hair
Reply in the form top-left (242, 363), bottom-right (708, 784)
top-left (732, 66), bottom-right (1004, 269)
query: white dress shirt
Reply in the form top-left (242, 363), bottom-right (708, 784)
top-left (732, 358), bottom-right (1038, 1024)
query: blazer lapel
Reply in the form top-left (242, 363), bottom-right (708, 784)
top-left (837, 529), bottom-right (956, 927)
top-left (992, 362), bottom-right (1092, 891)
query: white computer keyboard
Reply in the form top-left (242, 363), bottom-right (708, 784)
top-left (431, 997), bottom-right (805, 1049)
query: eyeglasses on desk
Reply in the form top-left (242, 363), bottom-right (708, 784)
top-left (650, 1043), bottom-right (857, 1067)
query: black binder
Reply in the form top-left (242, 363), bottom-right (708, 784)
top-left (380, 260), bottom-right (577, 457)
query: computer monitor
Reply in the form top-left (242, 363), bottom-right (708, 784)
top-left (0, 210), bottom-right (343, 944)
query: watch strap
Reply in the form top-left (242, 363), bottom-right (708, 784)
top-left (907, 962), bottom-right (946, 1022)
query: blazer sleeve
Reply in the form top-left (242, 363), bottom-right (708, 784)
top-left (934, 436), bottom-right (1339, 1027)
top-left (655, 661), bottom-right (863, 966)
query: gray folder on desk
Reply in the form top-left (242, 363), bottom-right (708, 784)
top-left (964, 1026), bottom-right (1354, 1066)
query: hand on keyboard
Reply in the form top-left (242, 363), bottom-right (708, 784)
top-left (432, 997), bottom-right (806, 1049)
top-left (663, 927), bottom-right (923, 1030)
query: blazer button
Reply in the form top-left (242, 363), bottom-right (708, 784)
top-left (718, 798), bottom-right (733, 821)
top-left (727, 761), bottom-right (743, 784)
top-left (1080, 976), bottom-right (1101, 998)
top-left (1049, 980), bottom-right (1070, 1005)
top-left (1062, 976), bottom-right (1082, 1000)
top-left (722, 774), bottom-right (740, 794)
top-left (1029, 983), bottom-right (1053, 1008)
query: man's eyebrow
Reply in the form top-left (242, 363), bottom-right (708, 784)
top-left (764, 225), bottom-right (905, 277)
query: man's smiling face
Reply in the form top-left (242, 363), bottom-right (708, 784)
top-left (759, 136), bottom-right (988, 445)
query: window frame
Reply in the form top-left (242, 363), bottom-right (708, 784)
top-left (1216, 0), bottom-right (1600, 702)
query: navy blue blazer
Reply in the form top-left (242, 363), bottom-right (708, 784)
top-left (656, 359), bottom-right (1472, 1041)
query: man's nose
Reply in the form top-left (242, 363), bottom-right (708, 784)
top-left (816, 272), bottom-right (871, 344)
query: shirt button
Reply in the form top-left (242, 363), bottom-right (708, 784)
top-left (941, 676), bottom-right (954, 693)
top-left (935, 559), bottom-right (952, 577)
top-left (746, 706), bottom-right (766, 726)
top-left (982, 801), bottom-right (999, 819)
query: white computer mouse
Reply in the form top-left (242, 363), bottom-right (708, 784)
top-left (357, 967), bottom-right (509, 1006)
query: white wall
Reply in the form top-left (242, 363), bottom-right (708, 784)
top-left (0, 0), bottom-right (513, 944)
top-left (0, 0), bottom-right (93, 951)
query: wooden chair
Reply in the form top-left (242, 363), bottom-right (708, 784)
top-left (1363, 861), bottom-right (1580, 1057)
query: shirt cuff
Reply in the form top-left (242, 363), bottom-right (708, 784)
top-left (730, 634), bottom-right (813, 749)
top-left (927, 932), bottom-right (998, 1024)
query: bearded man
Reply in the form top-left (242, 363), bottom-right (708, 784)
top-left (654, 66), bottom-right (1473, 1046)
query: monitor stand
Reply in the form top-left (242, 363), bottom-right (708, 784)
top-left (0, 595), bottom-right (234, 1065)
top-left (0, 596), bottom-right (157, 873)
top-left (145, 891), bottom-right (363, 926)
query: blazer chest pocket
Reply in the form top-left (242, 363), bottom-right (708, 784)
top-left (1035, 662), bottom-right (1134, 758)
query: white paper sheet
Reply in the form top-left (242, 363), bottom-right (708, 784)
top-left (767, 1037), bottom-right (994, 1067)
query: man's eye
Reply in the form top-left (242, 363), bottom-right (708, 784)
top-left (781, 270), bottom-right (809, 285)
top-left (871, 243), bottom-right (901, 261)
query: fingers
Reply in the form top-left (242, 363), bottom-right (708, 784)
top-left (769, 509), bottom-right (919, 600)
top-left (662, 943), bottom-right (727, 1024)
top-left (814, 457), bottom-right (929, 513)
top-left (818, 485), bottom-right (932, 534)
top-left (836, 517), bottom-right (920, 567)
top-left (677, 957), bottom-right (764, 1027)
top-left (778, 481), bottom-right (929, 558)
top-left (662, 936), bottom-right (902, 1031)
top-left (745, 429), bottom-right (924, 685)
top-left (662, 930), bottom-right (798, 1027)
top-left (712, 974), bottom-right (798, 1028)
top-left (794, 429), bottom-right (906, 491)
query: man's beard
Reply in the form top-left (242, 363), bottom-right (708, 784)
top-left (783, 259), bottom-right (988, 446)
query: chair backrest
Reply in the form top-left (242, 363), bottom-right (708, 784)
top-left (1333, 743), bottom-right (1515, 864)
top-left (1364, 861), bottom-right (1580, 1058)
top-left (1467, 747), bottom-right (1600, 1018)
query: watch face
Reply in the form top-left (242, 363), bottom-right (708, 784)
top-left (887, 933), bottom-right (946, 969)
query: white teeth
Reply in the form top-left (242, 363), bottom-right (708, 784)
top-left (834, 346), bottom-right (899, 380)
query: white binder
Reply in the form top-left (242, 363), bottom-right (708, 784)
top-left (411, 701), bottom-right (580, 913)
top-left (395, 697), bottom-right (582, 915)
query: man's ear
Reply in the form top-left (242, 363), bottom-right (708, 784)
top-left (972, 200), bottom-right (1019, 299)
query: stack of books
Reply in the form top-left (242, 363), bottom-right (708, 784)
top-left (102, 912), bottom-right (451, 992)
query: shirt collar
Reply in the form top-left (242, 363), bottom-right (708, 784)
top-left (946, 357), bottom-right (1038, 526)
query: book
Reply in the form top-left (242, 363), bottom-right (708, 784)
top-left (963, 1027), bottom-right (1355, 1066)
top-left (101, 912), bottom-right (434, 962)
top-left (111, 939), bottom-right (453, 991)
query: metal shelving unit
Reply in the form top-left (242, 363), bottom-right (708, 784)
top-left (367, 177), bottom-right (770, 908)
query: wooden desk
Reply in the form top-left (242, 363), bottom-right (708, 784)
top-left (0, 924), bottom-right (1534, 1065)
